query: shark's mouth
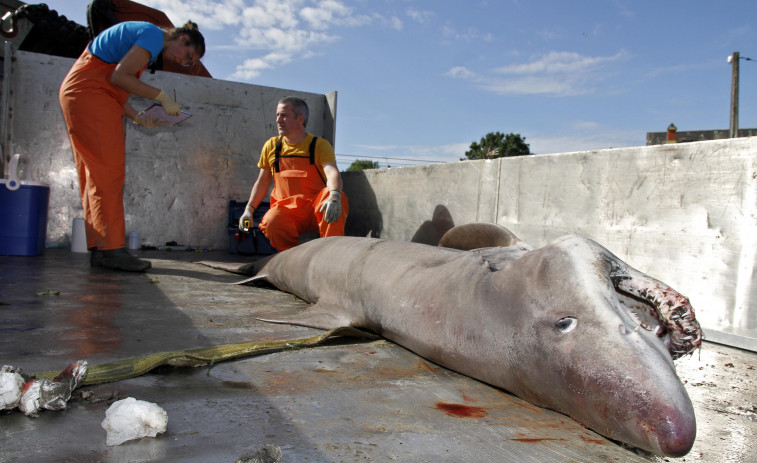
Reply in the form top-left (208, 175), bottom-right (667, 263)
top-left (611, 266), bottom-right (703, 360)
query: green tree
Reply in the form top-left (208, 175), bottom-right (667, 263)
top-left (462, 131), bottom-right (531, 160)
top-left (346, 159), bottom-right (380, 171)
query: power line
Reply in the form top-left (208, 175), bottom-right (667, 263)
top-left (335, 157), bottom-right (431, 168)
top-left (335, 153), bottom-right (447, 164)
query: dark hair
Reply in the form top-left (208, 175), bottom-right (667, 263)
top-left (168, 20), bottom-right (205, 58)
top-left (279, 96), bottom-right (309, 128)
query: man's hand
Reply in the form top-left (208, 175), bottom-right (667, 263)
top-left (155, 89), bottom-right (180, 116)
top-left (319, 190), bottom-right (342, 223)
top-left (238, 207), bottom-right (254, 232)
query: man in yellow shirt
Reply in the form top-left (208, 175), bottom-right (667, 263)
top-left (239, 96), bottom-right (348, 251)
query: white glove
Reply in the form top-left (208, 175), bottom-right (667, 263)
top-left (154, 89), bottom-right (180, 116)
top-left (319, 190), bottom-right (342, 224)
top-left (238, 206), bottom-right (253, 232)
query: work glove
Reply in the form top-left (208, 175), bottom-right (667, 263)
top-left (238, 206), bottom-right (253, 232)
top-left (319, 190), bottom-right (342, 224)
top-left (154, 89), bottom-right (180, 116)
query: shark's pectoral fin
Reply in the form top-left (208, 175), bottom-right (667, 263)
top-left (196, 260), bottom-right (252, 274)
top-left (256, 302), bottom-right (356, 330)
top-left (197, 255), bottom-right (275, 276)
top-left (234, 274), bottom-right (273, 286)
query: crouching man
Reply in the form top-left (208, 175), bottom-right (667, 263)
top-left (239, 96), bottom-right (348, 251)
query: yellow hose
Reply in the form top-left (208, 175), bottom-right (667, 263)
top-left (34, 327), bottom-right (378, 386)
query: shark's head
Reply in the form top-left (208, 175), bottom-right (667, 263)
top-left (490, 234), bottom-right (698, 457)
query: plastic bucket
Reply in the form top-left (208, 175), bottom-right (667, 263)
top-left (0, 154), bottom-right (50, 256)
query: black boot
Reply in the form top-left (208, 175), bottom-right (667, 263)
top-left (100, 248), bottom-right (151, 272)
top-left (89, 247), bottom-right (104, 267)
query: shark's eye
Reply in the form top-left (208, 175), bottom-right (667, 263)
top-left (556, 316), bottom-right (577, 333)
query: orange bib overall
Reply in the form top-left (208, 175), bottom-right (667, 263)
top-left (259, 138), bottom-right (348, 251)
top-left (59, 50), bottom-right (142, 251)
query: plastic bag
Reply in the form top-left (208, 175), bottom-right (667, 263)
top-left (0, 366), bottom-right (26, 410)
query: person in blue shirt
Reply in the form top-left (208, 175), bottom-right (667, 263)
top-left (59, 21), bottom-right (205, 272)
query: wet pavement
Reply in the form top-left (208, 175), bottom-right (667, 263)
top-left (1, 248), bottom-right (755, 462)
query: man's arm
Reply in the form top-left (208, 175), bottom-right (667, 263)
top-left (247, 168), bottom-right (273, 209)
top-left (323, 162), bottom-right (343, 192)
top-left (239, 168), bottom-right (272, 231)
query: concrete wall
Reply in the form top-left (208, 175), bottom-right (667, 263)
top-left (343, 137), bottom-right (757, 350)
top-left (2, 49), bottom-right (336, 250)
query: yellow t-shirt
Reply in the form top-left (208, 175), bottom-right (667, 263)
top-left (257, 134), bottom-right (335, 180)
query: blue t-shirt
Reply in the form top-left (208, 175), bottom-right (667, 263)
top-left (89, 21), bottom-right (164, 65)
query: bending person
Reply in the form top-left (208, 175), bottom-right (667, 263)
top-left (239, 96), bottom-right (348, 251)
top-left (59, 20), bottom-right (205, 271)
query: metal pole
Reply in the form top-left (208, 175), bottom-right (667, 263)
top-left (729, 51), bottom-right (739, 138)
top-left (1, 40), bottom-right (12, 177)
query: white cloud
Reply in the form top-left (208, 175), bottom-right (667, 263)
top-left (448, 50), bottom-right (627, 96)
top-left (140, 0), bottom-right (373, 81)
top-left (493, 51), bottom-right (620, 75)
top-left (446, 66), bottom-right (475, 79)
top-left (232, 55), bottom-right (278, 80)
top-left (612, 0), bottom-right (635, 19)
top-left (370, 13), bottom-right (403, 30)
top-left (406, 8), bottom-right (433, 24)
top-left (480, 76), bottom-right (579, 96)
top-left (440, 24), bottom-right (492, 43)
top-left (235, 26), bottom-right (338, 53)
top-left (140, 0), bottom-right (247, 30)
top-left (301, 0), bottom-right (371, 30)
top-left (389, 16), bottom-right (403, 30)
top-left (569, 120), bottom-right (601, 131)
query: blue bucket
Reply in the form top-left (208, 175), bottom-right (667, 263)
top-left (0, 154), bottom-right (50, 256)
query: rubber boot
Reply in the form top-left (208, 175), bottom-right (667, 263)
top-left (89, 247), bottom-right (104, 267)
top-left (100, 248), bottom-right (151, 272)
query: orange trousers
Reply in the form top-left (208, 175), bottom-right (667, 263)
top-left (259, 188), bottom-right (349, 251)
top-left (59, 51), bottom-right (132, 251)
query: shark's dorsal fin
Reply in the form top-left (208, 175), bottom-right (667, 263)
top-left (439, 223), bottom-right (533, 271)
top-left (439, 222), bottom-right (526, 250)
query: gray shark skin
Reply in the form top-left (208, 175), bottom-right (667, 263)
top-left (221, 223), bottom-right (701, 457)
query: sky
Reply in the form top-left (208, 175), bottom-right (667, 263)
top-left (47, 0), bottom-right (757, 170)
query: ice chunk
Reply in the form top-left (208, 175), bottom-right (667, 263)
top-left (101, 397), bottom-right (168, 446)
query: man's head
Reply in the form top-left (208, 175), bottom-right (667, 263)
top-left (276, 97), bottom-right (309, 140)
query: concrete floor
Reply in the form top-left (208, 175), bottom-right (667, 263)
top-left (0, 248), bottom-right (755, 463)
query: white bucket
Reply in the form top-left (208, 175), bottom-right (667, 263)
top-left (70, 218), bottom-right (87, 253)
